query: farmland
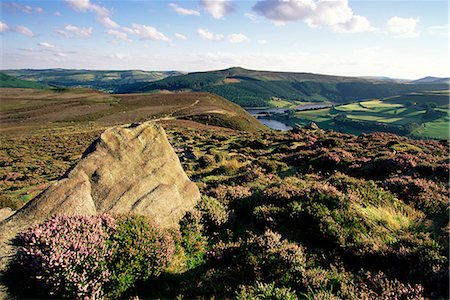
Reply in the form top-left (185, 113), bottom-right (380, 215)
top-left (271, 91), bottom-right (449, 139)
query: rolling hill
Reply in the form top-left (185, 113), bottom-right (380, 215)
top-left (117, 67), bottom-right (449, 107)
top-left (0, 73), bottom-right (49, 89)
top-left (1, 69), bottom-right (182, 92)
top-left (412, 76), bottom-right (450, 84)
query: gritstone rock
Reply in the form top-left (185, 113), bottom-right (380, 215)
top-left (0, 122), bottom-right (200, 252)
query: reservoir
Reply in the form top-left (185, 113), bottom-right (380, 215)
top-left (245, 103), bottom-right (331, 131)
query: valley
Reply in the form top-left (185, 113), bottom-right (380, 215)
top-left (258, 90), bottom-right (449, 139)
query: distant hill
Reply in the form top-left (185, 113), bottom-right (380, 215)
top-left (1, 69), bottom-right (183, 92)
top-left (411, 76), bottom-right (450, 85)
top-left (117, 67), bottom-right (449, 107)
top-left (0, 73), bottom-right (49, 89)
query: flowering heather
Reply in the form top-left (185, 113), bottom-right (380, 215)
top-left (16, 214), bottom-right (116, 299)
top-left (107, 214), bottom-right (175, 297)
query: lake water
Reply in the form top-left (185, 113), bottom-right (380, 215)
top-left (246, 104), bottom-right (331, 131)
top-left (258, 118), bottom-right (293, 131)
top-left (246, 104), bottom-right (330, 116)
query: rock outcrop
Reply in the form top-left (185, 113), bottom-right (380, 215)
top-left (306, 122), bottom-right (320, 130)
top-left (0, 122), bottom-right (200, 247)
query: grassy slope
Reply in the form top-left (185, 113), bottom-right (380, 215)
top-left (0, 73), bottom-right (49, 89)
top-left (119, 67), bottom-right (449, 107)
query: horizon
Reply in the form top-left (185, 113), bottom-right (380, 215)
top-left (1, 0), bottom-right (449, 79)
top-left (1, 65), bottom-right (447, 81)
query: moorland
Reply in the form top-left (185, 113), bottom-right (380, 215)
top-left (0, 70), bottom-right (448, 299)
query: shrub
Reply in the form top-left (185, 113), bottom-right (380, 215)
top-left (0, 194), bottom-right (23, 210)
top-left (179, 210), bottom-right (208, 269)
top-left (197, 196), bottom-right (229, 227)
top-left (206, 230), bottom-right (306, 292)
top-left (362, 271), bottom-right (425, 299)
top-left (16, 214), bottom-right (116, 299)
top-left (106, 214), bottom-right (175, 297)
top-left (236, 281), bottom-right (298, 300)
top-left (211, 184), bottom-right (252, 204)
top-left (15, 214), bottom-right (175, 299)
top-left (383, 176), bottom-right (449, 215)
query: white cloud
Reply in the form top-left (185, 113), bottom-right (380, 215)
top-left (58, 25), bottom-right (93, 37)
top-left (253, 0), bottom-right (315, 24)
top-left (55, 11), bottom-right (61, 16)
top-left (66, 0), bottom-right (119, 29)
top-left (66, 0), bottom-right (109, 17)
top-left (244, 13), bottom-right (259, 24)
top-left (16, 25), bottom-right (34, 37)
top-left (35, 7), bottom-right (44, 13)
top-left (333, 15), bottom-right (372, 33)
top-left (38, 42), bottom-right (55, 49)
top-left (55, 52), bottom-right (67, 57)
top-left (197, 28), bottom-right (224, 41)
top-left (200, 0), bottom-right (235, 19)
top-left (2, 2), bottom-right (34, 13)
top-left (257, 39), bottom-right (268, 44)
top-left (227, 33), bottom-right (248, 43)
top-left (107, 29), bottom-right (131, 42)
top-left (175, 33), bottom-right (188, 40)
top-left (169, 3), bottom-right (200, 16)
top-left (253, 0), bottom-right (372, 33)
top-left (99, 17), bottom-right (119, 29)
top-left (56, 30), bottom-right (70, 38)
top-left (124, 24), bottom-right (170, 42)
top-left (0, 21), bottom-right (9, 33)
top-left (387, 16), bottom-right (419, 38)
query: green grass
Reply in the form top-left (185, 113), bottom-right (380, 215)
top-left (412, 115), bottom-right (450, 139)
top-left (0, 73), bottom-right (49, 89)
top-left (274, 91), bottom-right (449, 139)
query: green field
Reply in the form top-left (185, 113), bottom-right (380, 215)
top-left (274, 91), bottom-right (449, 139)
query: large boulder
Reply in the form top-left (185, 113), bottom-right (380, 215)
top-left (0, 122), bottom-right (200, 248)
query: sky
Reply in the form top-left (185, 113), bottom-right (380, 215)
top-left (0, 0), bottom-right (448, 79)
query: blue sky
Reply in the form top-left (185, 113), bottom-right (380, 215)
top-left (0, 0), bottom-right (448, 79)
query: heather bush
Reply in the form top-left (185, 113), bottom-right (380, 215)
top-left (383, 176), bottom-right (449, 215)
top-left (236, 281), bottom-right (298, 300)
top-left (207, 231), bottom-right (305, 279)
top-left (361, 271), bottom-right (425, 299)
top-left (197, 196), bottom-right (229, 227)
top-left (179, 210), bottom-right (208, 269)
top-left (210, 184), bottom-right (251, 204)
top-left (106, 214), bottom-right (175, 297)
top-left (14, 214), bottom-right (176, 299)
top-left (16, 214), bottom-right (116, 299)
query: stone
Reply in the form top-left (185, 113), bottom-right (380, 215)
top-left (0, 122), bottom-right (200, 250)
top-left (306, 122), bottom-right (320, 130)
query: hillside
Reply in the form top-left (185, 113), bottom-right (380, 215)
top-left (117, 67), bottom-right (449, 107)
top-left (0, 88), bottom-right (266, 132)
top-left (0, 73), bottom-right (49, 89)
top-left (1, 69), bottom-right (182, 92)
